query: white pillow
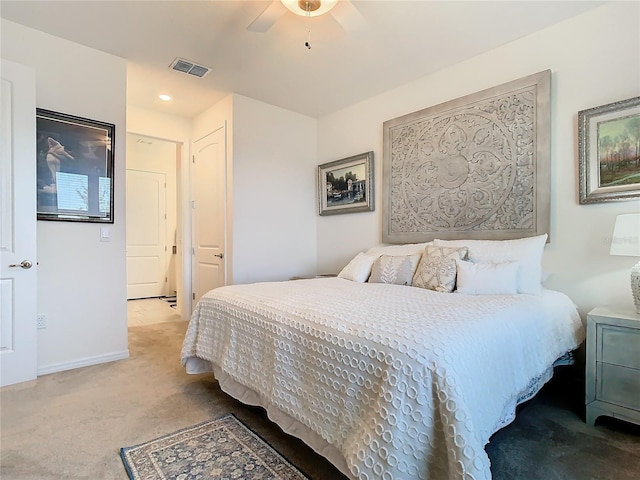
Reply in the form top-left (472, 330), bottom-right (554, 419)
top-left (434, 234), bottom-right (547, 295)
top-left (368, 254), bottom-right (422, 286)
top-left (337, 252), bottom-right (378, 282)
top-left (339, 242), bottom-right (432, 283)
top-left (456, 260), bottom-right (519, 295)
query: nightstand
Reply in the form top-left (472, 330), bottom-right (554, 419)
top-left (585, 307), bottom-right (640, 427)
top-left (290, 274), bottom-right (337, 280)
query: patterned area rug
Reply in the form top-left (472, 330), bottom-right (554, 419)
top-left (120, 414), bottom-right (309, 480)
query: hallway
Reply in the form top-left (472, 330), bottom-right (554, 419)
top-left (126, 297), bottom-right (184, 327)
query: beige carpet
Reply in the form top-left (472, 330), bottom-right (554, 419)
top-left (2, 321), bottom-right (638, 480)
top-left (0, 321), bottom-right (344, 480)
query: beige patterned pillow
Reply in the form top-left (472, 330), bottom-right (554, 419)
top-left (368, 254), bottom-right (422, 286)
top-left (412, 245), bottom-right (468, 292)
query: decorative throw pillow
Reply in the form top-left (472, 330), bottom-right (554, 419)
top-left (434, 234), bottom-right (547, 295)
top-left (455, 260), bottom-right (519, 295)
top-left (368, 254), bottom-right (422, 286)
top-left (412, 245), bottom-right (468, 292)
top-left (337, 252), bottom-right (378, 282)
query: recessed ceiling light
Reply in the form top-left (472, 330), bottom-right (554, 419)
top-left (159, 94), bottom-right (172, 101)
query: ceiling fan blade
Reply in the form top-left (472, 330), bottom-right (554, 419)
top-left (330, 0), bottom-right (366, 32)
top-left (247, 1), bottom-right (288, 32)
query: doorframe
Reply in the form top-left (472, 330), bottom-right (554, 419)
top-left (127, 119), bottom-right (231, 319)
top-left (125, 131), bottom-right (192, 321)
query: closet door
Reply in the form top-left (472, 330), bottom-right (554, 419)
top-left (192, 125), bottom-right (227, 309)
top-left (126, 169), bottom-right (168, 299)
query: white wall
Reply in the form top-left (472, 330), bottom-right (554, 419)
top-left (316, 2), bottom-right (640, 316)
top-left (128, 105), bottom-right (191, 141)
top-left (192, 94), bottom-right (318, 285)
top-left (231, 94), bottom-right (318, 283)
top-left (127, 105), bottom-right (191, 319)
top-left (1, 20), bottom-right (129, 373)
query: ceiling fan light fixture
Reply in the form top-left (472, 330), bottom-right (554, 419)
top-left (281, 0), bottom-right (338, 17)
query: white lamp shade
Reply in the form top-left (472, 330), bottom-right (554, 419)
top-left (610, 213), bottom-right (640, 257)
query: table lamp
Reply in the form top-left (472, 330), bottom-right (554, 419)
top-left (610, 213), bottom-right (640, 314)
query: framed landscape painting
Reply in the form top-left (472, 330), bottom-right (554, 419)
top-left (36, 109), bottom-right (115, 222)
top-left (578, 96), bottom-right (640, 204)
top-left (317, 151), bottom-right (374, 216)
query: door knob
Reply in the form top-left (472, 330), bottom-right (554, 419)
top-left (9, 260), bottom-right (33, 269)
top-left (214, 253), bottom-right (224, 259)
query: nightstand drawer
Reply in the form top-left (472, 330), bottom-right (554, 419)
top-left (598, 363), bottom-right (640, 411)
top-left (599, 325), bottom-right (640, 369)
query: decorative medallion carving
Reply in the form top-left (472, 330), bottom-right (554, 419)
top-left (382, 71), bottom-right (551, 243)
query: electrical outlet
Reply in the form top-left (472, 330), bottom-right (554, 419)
top-left (36, 314), bottom-right (47, 329)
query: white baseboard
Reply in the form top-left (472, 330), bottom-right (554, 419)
top-left (37, 349), bottom-right (130, 376)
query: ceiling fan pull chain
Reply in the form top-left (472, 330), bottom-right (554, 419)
top-left (304, 1), bottom-right (312, 49)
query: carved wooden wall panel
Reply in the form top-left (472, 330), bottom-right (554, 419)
top-left (382, 70), bottom-right (551, 243)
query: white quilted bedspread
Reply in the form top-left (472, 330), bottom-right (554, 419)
top-left (181, 278), bottom-right (584, 480)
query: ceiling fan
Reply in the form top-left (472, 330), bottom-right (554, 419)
top-left (247, 0), bottom-right (365, 33)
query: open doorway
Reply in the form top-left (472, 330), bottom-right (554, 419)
top-left (125, 133), bottom-right (183, 325)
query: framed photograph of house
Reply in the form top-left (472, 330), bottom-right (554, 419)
top-left (318, 151), bottom-right (374, 216)
top-left (36, 109), bottom-right (115, 222)
top-left (578, 96), bottom-right (640, 204)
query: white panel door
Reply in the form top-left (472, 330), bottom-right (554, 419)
top-left (0, 59), bottom-right (37, 387)
top-left (126, 169), bottom-right (167, 299)
top-left (192, 126), bottom-right (226, 308)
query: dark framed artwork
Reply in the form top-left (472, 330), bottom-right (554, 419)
top-left (317, 151), bottom-right (374, 216)
top-left (36, 109), bottom-right (115, 223)
top-left (578, 96), bottom-right (640, 204)
top-left (382, 70), bottom-right (551, 243)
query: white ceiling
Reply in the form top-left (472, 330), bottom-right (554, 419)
top-left (1, 0), bottom-right (605, 119)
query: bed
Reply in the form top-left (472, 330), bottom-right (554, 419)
top-left (181, 235), bottom-right (585, 480)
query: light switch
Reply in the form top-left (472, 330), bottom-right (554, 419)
top-left (100, 227), bottom-right (110, 242)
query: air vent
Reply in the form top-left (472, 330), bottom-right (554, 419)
top-left (169, 57), bottom-right (211, 78)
